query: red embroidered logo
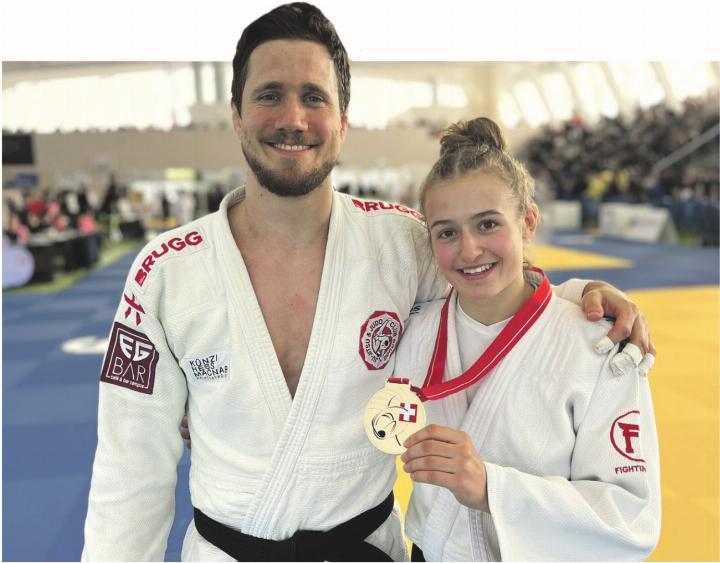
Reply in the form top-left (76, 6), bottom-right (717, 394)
top-left (398, 402), bottom-right (418, 423)
top-left (611, 410), bottom-right (644, 462)
top-left (134, 229), bottom-right (205, 287)
top-left (100, 322), bottom-right (159, 394)
top-left (351, 198), bottom-right (423, 221)
top-left (359, 311), bottom-right (403, 370)
top-left (123, 293), bottom-right (145, 325)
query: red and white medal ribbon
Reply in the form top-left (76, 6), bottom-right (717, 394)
top-left (417, 268), bottom-right (551, 401)
top-left (364, 268), bottom-right (552, 454)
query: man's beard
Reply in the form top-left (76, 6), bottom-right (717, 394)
top-left (242, 138), bottom-right (337, 198)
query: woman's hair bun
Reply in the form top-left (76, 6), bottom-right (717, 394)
top-left (439, 116), bottom-right (507, 158)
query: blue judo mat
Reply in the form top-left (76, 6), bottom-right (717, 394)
top-left (3, 234), bottom-right (718, 561)
top-left (4, 248), bottom-right (192, 561)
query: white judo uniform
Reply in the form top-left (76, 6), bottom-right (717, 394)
top-left (396, 283), bottom-right (661, 561)
top-left (82, 187), bottom-right (590, 561)
top-left (82, 187), bottom-right (447, 561)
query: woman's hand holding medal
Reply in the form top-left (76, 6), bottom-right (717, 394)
top-left (401, 424), bottom-right (490, 512)
top-left (365, 272), bottom-right (552, 457)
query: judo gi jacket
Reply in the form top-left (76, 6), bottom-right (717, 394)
top-left (396, 290), bottom-right (661, 561)
top-left (82, 187), bottom-right (447, 561)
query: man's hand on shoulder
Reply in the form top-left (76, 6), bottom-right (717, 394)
top-left (581, 281), bottom-right (656, 377)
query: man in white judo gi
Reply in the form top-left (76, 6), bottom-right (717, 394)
top-left (82, 3), bottom-right (655, 561)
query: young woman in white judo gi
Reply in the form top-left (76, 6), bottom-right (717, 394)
top-left (394, 117), bottom-right (661, 561)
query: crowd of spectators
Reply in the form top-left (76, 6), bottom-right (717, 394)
top-left (4, 186), bottom-right (100, 245)
top-left (3, 176), bottom-right (233, 254)
top-left (3, 176), bottom-right (233, 246)
top-left (0, 176), bottom-right (266, 286)
top-left (3, 186), bottom-right (108, 286)
top-left (520, 93), bottom-right (719, 244)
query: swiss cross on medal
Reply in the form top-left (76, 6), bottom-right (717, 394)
top-left (398, 403), bottom-right (417, 423)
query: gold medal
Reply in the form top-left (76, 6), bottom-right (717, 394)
top-left (364, 378), bottom-right (426, 454)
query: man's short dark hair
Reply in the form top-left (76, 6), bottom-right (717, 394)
top-left (231, 2), bottom-right (351, 116)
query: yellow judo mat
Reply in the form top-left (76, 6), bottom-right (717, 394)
top-left (529, 242), bottom-right (633, 270)
top-left (393, 247), bottom-right (720, 561)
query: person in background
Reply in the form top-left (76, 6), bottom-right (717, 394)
top-left (207, 183), bottom-right (226, 213)
top-left (173, 189), bottom-right (197, 225)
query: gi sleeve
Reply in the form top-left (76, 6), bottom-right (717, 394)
top-left (551, 278), bottom-right (590, 305)
top-left (475, 356), bottom-right (661, 561)
top-left (82, 264), bottom-right (188, 560)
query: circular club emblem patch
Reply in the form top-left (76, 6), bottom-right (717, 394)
top-left (610, 410), bottom-right (644, 462)
top-left (359, 311), bottom-right (403, 370)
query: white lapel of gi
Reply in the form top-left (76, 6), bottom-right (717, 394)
top-left (240, 190), bottom-right (347, 537)
top-left (215, 187), bottom-right (294, 435)
top-left (422, 291), bottom-right (469, 561)
top-left (460, 296), bottom-right (555, 560)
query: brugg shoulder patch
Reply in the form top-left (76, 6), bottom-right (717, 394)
top-left (133, 227), bottom-right (208, 291)
top-left (350, 197), bottom-right (424, 222)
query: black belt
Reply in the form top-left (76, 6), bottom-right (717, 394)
top-left (193, 492), bottom-right (395, 561)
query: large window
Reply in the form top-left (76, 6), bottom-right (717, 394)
top-left (3, 65), bottom-right (195, 132)
top-left (347, 77), bottom-right (466, 129)
top-left (498, 91), bottom-right (522, 128)
top-left (200, 63), bottom-right (216, 105)
top-left (662, 62), bottom-right (716, 101)
top-left (436, 83), bottom-right (468, 108)
top-left (539, 71), bottom-right (573, 122)
top-left (512, 80), bottom-right (550, 127)
top-left (348, 77), bottom-right (431, 129)
top-left (573, 63), bottom-right (619, 120)
top-left (607, 62), bottom-right (665, 110)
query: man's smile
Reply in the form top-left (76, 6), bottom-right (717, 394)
top-left (271, 143), bottom-right (311, 151)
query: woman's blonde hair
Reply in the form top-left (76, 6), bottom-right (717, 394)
top-left (419, 117), bottom-right (536, 218)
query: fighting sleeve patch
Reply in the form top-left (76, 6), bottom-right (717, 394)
top-left (100, 322), bottom-right (159, 395)
top-left (611, 410), bottom-right (647, 474)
